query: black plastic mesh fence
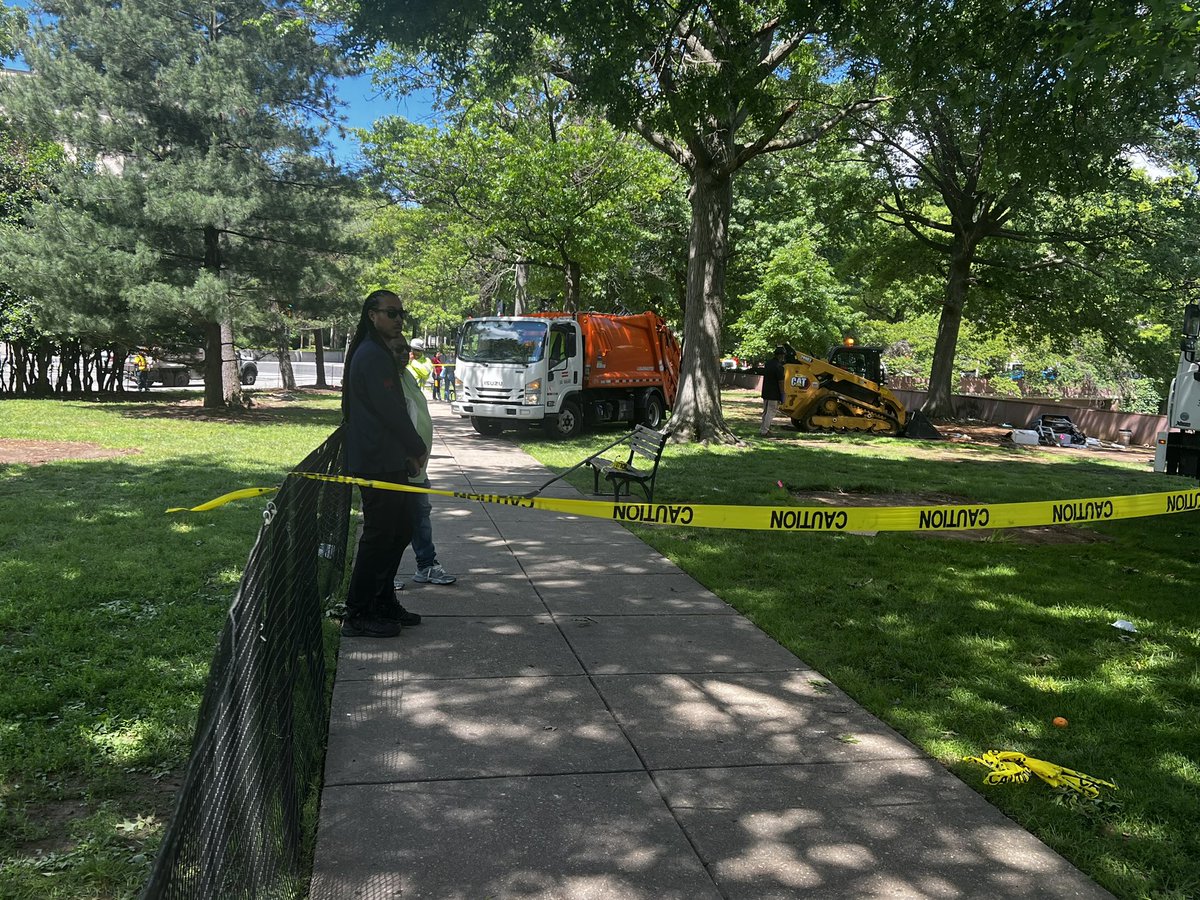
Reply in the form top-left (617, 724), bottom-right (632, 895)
top-left (143, 428), bottom-right (352, 899)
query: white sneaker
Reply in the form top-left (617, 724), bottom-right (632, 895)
top-left (413, 564), bottom-right (456, 585)
top-left (392, 578), bottom-right (405, 591)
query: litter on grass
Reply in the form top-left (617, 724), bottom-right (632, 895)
top-left (963, 750), bottom-right (1117, 798)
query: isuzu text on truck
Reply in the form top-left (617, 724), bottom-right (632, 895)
top-left (451, 311), bottom-right (681, 438)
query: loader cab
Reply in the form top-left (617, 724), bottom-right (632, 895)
top-left (826, 345), bottom-right (887, 386)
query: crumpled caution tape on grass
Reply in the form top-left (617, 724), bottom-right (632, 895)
top-left (166, 473), bottom-right (1200, 534)
top-left (963, 750), bottom-right (1117, 797)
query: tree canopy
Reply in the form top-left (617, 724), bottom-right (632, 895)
top-left (348, 0), bottom-right (882, 442)
top-left (362, 69), bottom-right (681, 314)
top-left (3, 0), bottom-right (1198, 415)
top-left (851, 0), bottom-right (1196, 416)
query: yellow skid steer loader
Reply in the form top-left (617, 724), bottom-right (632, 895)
top-left (779, 344), bottom-right (908, 436)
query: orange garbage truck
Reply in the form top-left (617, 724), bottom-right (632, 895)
top-left (451, 311), bottom-right (681, 438)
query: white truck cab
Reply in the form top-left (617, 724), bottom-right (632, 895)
top-left (451, 317), bottom-right (583, 437)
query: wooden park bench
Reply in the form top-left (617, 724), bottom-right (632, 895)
top-left (586, 425), bottom-right (668, 502)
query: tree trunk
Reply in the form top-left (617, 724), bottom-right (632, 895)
top-left (14, 345), bottom-right (28, 394)
top-left (922, 241), bottom-right (975, 419)
top-left (277, 325), bottom-right (297, 391)
top-left (84, 349), bottom-right (99, 393)
top-left (202, 224), bottom-right (242, 407)
top-left (563, 260), bottom-right (581, 313)
top-left (514, 262), bottom-right (528, 315)
top-left (313, 329), bottom-right (327, 388)
top-left (667, 165), bottom-right (738, 444)
top-left (33, 346), bottom-right (52, 396)
top-left (203, 320), bottom-right (224, 407)
top-left (219, 318), bottom-right (240, 405)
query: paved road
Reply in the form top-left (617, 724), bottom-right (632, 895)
top-left (131, 358), bottom-right (344, 391)
top-left (251, 359), bottom-right (344, 389)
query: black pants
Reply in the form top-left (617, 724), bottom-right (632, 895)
top-left (346, 471), bottom-right (416, 618)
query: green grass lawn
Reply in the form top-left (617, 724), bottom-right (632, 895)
top-left (0, 392), bottom-right (345, 899)
top-left (520, 391), bottom-right (1200, 900)
top-left (4, 389), bottom-right (1197, 899)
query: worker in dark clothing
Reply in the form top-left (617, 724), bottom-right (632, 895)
top-left (341, 289), bottom-right (429, 638)
top-left (761, 346), bottom-right (787, 436)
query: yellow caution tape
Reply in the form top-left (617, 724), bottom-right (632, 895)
top-left (165, 486), bottom-right (278, 513)
top-left (964, 751), bottom-right (1117, 797)
top-left (168, 473), bottom-right (1200, 533)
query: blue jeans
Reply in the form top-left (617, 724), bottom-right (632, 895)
top-left (411, 478), bottom-right (437, 569)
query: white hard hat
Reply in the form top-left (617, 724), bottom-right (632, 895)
top-left (410, 338), bottom-right (425, 351)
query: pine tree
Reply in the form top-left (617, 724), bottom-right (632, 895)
top-left (2, 0), bottom-right (351, 406)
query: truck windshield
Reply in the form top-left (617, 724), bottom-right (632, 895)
top-left (459, 320), bottom-right (547, 364)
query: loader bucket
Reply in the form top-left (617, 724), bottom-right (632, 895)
top-left (903, 409), bottom-right (943, 440)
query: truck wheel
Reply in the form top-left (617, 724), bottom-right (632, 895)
top-left (240, 365), bottom-right (257, 386)
top-left (172, 370), bottom-right (190, 387)
top-left (546, 400), bottom-right (583, 439)
top-left (641, 391), bottom-right (665, 429)
top-left (471, 416), bottom-right (504, 436)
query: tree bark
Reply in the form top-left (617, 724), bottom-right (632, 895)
top-left (667, 164), bottom-right (738, 444)
top-left (219, 318), bottom-right (240, 405)
top-left (563, 259), bottom-right (581, 312)
top-left (33, 346), bottom-right (52, 396)
top-left (13, 345), bottom-right (28, 394)
top-left (922, 240), bottom-right (975, 418)
top-left (203, 320), bottom-right (224, 407)
top-left (277, 325), bottom-right (297, 391)
top-left (202, 224), bottom-right (242, 407)
top-left (514, 261), bottom-right (529, 314)
top-left (313, 329), bottom-right (328, 389)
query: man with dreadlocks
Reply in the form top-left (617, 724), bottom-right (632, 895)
top-left (340, 289), bottom-right (429, 638)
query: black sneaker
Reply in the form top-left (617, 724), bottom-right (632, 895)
top-left (342, 616), bottom-right (402, 638)
top-left (380, 598), bottom-right (422, 626)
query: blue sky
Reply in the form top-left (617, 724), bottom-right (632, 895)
top-left (327, 71), bottom-right (432, 165)
top-left (1, 0), bottom-right (431, 165)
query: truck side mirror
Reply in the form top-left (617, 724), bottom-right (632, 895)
top-left (1183, 303), bottom-right (1200, 360)
top-left (1184, 303), bottom-right (1200, 337)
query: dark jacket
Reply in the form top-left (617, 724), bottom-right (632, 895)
top-left (762, 357), bottom-right (785, 401)
top-left (344, 336), bottom-right (429, 476)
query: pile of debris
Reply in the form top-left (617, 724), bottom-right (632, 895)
top-left (1004, 414), bottom-right (1124, 451)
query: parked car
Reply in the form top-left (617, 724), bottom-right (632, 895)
top-left (236, 350), bottom-right (258, 385)
top-left (124, 349), bottom-right (259, 387)
top-left (123, 355), bottom-right (191, 387)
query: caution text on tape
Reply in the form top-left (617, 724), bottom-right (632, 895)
top-left (168, 472), bottom-right (1200, 533)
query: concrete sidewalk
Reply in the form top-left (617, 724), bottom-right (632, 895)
top-left (311, 407), bottom-right (1112, 899)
